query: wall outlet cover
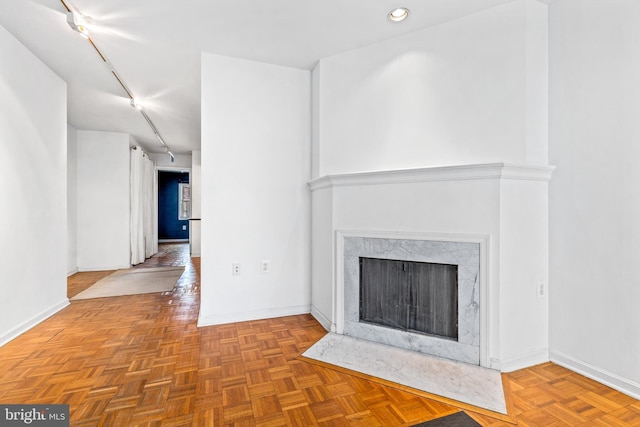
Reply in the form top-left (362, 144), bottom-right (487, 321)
top-left (232, 263), bottom-right (241, 276)
top-left (261, 260), bottom-right (270, 274)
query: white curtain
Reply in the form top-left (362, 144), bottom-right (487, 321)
top-left (130, 146), bottom-right (157, 265)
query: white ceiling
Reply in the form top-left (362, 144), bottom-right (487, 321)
top-left (0, 0), bottom-right (514, 154)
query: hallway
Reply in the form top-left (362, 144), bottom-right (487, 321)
top-left (68, 243), bottom-right (193, 298)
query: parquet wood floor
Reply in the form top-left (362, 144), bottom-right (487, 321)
top-left (2, 244), bottom-right (639, 426)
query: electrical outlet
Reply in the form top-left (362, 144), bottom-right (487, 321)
top-left (261, 260), bottom-right (270, 274)
top-left (536, 281), bottom-right (545, 298)
top-left (232, 263), bottom-right (241, 276)
top-left (182, 225), bottom-right (187, 230)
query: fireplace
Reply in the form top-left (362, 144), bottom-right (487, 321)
top-left (359, 257), bottom-right (459, 340)
top-left (310, 163), bottom-right (554, 371)
top-left (342, 236), bottom-right (481, 365)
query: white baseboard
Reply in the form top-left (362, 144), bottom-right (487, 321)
top-left (78, 264), bottom-right (129, 272)
top-left (190, 251), bottom-right (201, 257)
top-left (550, 350), bottom-right (640, 399)
top-left (491, 347), bottom-right (549, 372)
top-left (67, 268), bottom-right (79, 277)
top-left (0, 299), bottom-right (70, 347)
top-left (310, 305), bottom-right (331, 331)
top-left (197, 305), bottom-right (311, 328)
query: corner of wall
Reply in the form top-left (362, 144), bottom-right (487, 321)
top-left (525, 0), bottom-right (550, 165)
top-left (311, 61), bottom-right (322, 179)
top-left (310, 305), bottom-right (331, 331)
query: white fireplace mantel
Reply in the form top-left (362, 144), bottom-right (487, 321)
top-left (309, 163), bottom-right (555, 371)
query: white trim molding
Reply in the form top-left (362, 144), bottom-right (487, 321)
top-left (551, 350), bottom-right (640, 400)
top-left (493, 348), bottom-right (549, 372)
top-left (0, 299), bottom-right (70, 347)
top-left (309, 163), bottom-right (555, 191)
top-left (197, 305), bottom-right (311, 328)
top-left (78, 264), bottom-right (131, 272)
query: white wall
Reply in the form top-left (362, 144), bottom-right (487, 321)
top-left (549, 0), bottom-right (640, 398)
top-left (190, 150), bottom-right (201, 256)
top-left (310, 187), bottom-right (333, 330)
top-left (499, 178), bottom-right (549, 368)
top-left (67, 124), bottom-right (78, 275)
top-left (199, 53), bottom-right (311, 326)
top-left (313, 0), bottom-right (548, 177)
top-left (311, 62), bottom-right (322, 179)
top-left (77, 131), bottom-right (131, 270)
top-left (0, 24), bottom-right (68, 345)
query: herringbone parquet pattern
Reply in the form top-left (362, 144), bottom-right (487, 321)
top-left (0, 244), bottom-right (639, 426)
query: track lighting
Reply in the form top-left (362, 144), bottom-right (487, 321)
top-left (60, 0), bottom-right (175, 157)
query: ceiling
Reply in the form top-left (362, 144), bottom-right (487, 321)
top-left (0, 0), bottom-right (514, 155)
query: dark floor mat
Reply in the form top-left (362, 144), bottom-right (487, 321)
top-left (411, 411), bottom-right (482, 427)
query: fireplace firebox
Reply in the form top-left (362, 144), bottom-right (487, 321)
top-left (359, 257), bottom-right (458, 340)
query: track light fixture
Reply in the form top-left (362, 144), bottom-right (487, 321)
top-left (60, 0), bottom-right (175, 160)
top-left (66, 11), bottom-right (89, 37)
top-left (130, 98), bottom-right (143, 110)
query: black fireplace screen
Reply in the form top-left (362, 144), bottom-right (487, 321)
top-left (359, 257), bottom-right (458, 340)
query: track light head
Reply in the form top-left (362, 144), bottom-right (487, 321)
top-left (66, 11), bottom-right (90, 38)
top-left (130, 98), bottom-right (143, 110)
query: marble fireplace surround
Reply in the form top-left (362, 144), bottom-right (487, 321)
top-left (338, 232), bottom-right (487, 366)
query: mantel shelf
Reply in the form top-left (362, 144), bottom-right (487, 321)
top-left (308, 163), bottom-right (555, 191)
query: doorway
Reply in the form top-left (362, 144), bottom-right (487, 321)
top-left (158, 170), bottom-right (190, 242)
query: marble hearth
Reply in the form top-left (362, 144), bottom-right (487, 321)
top-left (302, 333), bottom-right (508, 415)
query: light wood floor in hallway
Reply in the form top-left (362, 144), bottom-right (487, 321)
top-left (1, 243), bottom-right (639, 426)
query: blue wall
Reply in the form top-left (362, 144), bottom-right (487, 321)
top-left (158, 171), bottom-right (189, 240)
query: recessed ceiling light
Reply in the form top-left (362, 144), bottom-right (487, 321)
top-left (388, 7), bottom-right (409, 23)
